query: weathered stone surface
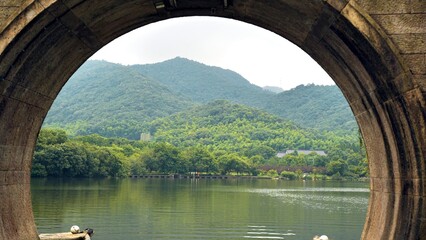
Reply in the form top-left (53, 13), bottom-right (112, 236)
top-left (413, 75), bottom-right (426, 93)
top-left (391, 33), bottom-right (426, 54)
top-left (326, 0), bottom-right (349, 12)
top-left (402, 54), bottom-right (426, 75)
top-left (0, 183), bottom-right (38, 239)
top-left (0, 1), bottom-right (425, 240)
top-left (354, 0), bottom-right (411, 14)
top-left (65, 0), bottom-right (159, 45)
top-left (410, 0), bottom-right (426, 14)
top-left (372, 14), bottom-right (426, 34)
top-left (0, 0), bottom-right (33, 32)
top-left (0, 1), bottom-right (48, 52)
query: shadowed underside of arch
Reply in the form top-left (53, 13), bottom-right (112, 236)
top-left (0, 0), bottom-right (425, 239)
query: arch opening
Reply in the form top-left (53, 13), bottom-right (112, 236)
top-left (0, 1), bottom-right (424, 239)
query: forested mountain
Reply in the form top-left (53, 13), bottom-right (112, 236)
top-left (44, 60), bottom-right (195, 139)
top-left (130, 57), bottom-right (273, 106)
top-left (131, 58), bottom-right (355, 132)
top-left (44, 58), bottom-right (356, 138)
top-left (267, 84), bottom-right (357, 132)
top-left (148, 100), bottom-right (347, 153)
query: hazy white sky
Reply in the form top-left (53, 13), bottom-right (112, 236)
top-left (90, 16), bottom-right (334, 90)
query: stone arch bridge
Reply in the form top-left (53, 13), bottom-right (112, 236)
top-left (0, 0), bottom-right (425, 239)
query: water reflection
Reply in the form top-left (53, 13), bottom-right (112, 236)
top-left (32, 178), bottom-right (369, 240)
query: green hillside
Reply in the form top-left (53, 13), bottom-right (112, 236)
top-left (267, 84), bottom-right (357, 132)
top-left (130, 58), bottom-right (355, 132)
top-left (147, 100), bottom-right (361, 160)
top-left (44, 58), bottom-right (357, 138)
top-left (130, 57), bottom-right (273, 106)
top-left (44, 60), bottom-right (195, 139)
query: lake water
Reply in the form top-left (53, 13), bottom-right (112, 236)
top-left (31, 178), bottom-right (369, 240)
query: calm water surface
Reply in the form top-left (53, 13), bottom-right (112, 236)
top-left (31, 178), bottom-right (369, 240)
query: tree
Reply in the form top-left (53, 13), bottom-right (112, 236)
top-left (155, 143), bottom-right (175, 173)
top-left (244, 145), bottom-right (276, 159)
top-left (218, 154), bottom-right (250, 175)
top-left (180, 147), bottom-right (217, 173)
top-left (36, 128), bottom-right (68, 150)
top-left (326, 160), bottom-right (348, 176)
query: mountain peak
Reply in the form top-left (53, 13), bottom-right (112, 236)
top-left (45, 58), bottom-right (356, 139)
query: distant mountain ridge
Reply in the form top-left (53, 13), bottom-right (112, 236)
top-left (130, 57), bottom-right (273, 107)
top-left (44, 58), bottom-right (357, 139)
top-left (267, 84), bottom-right (356, 131)
top-left (130, 57), bottom-right (356, 131)
top-left (44, 60), bottom-right (195, 139)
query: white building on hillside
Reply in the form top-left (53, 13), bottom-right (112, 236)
top-left (276, 150), bottom-right (327, 157)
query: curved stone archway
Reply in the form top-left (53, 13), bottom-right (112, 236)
top-left (0, 1), bottom-right (424, 239)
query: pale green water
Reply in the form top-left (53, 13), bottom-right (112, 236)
top-left (31, 178), bottom-right (369, 240)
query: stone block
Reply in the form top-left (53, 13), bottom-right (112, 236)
top-left (0, 144), bottom-right (35, 172)
top-left (0, 1), bottom-right (55, 72)
top-left (0, 0), bottom-right (33, 33)
top-left (223, 0), bottom-right (323, 45)
top-left (354, 0), bottom-right (411, 14)
top-left (305, 3), bottom-right (341, 43)
top-left (342, 2), bottom-right (407, 85)
top-left (5, 23), bottom-right (93, 98)
top-left (391, 72), bottom-right (416, 95)
top-left (0, 6), bottom-right (19, 32)
top-left (0, 78), bottom-right (53, 111)
top-left (411, 0), bottom-right (426, 14)
top-left (413, 75), bottom-right (426, 94)
top-left (402, 53), bottom-right (426, 75)
top-left (401, 88), bottom-right (426, 171)
top-left (372, 13), bottom-right (426, 34)
top-left (326, 0), bottom-right (349, 12)
top-left (0, 145), bottom-right (24, 171)
top-left (362, 191), bottom-right (395, 239)
top-left (0, 183), bottom-right (38, 239)
top-left (61, 0), bottom-right (86, 9)
top-left (66, 0), bottom-right (158, 44)
top-left (391, 33), bottom-right (426, 54)
top-left (0, 0), bottom-right (31, 7)
top-left (0, 96), bottom-right (44, 148)
top-left (0, 170), bottom-right (28, 185)
top-left (356, 109), bottom-right (393, 179)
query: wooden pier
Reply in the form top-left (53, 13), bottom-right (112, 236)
top-left (39, 232), bottom-right (91, 240)
top-left (131, 174), bottom-right (175, 179)
top-left (131, 174), bottom-right (231, 179)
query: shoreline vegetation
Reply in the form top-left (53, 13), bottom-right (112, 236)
top-left (128, 173), bottom-right (370, 182)
top-left (32, 128), bottom-right (368, 181)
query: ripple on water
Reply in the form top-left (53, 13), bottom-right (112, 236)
top-left (246, 187), bottom-right (369, 213)
top-left (243, 225), bottom-right (296, 239)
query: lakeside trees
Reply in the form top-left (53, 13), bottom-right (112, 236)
top-left (32, 127), bottom-right (367, 179)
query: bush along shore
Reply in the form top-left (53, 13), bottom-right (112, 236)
top-left (32, 129), bottom-right (368, 181)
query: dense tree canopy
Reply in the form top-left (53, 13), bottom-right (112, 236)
top-left (44, 58), bottom-right (356, 139)
top-left (33, 101), bottom-right (367, 179)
